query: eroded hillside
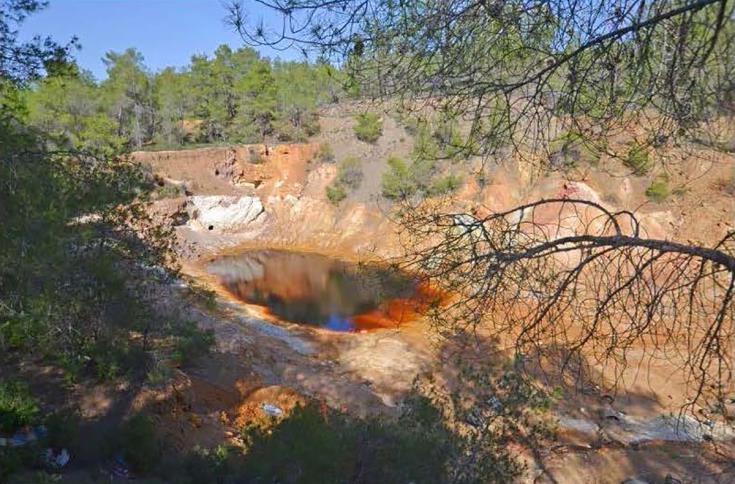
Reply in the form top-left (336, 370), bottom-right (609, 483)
top-left (125, 104), bottom-right (735, 483)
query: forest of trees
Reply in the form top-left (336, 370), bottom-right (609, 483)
top-left (23, 45), bottom-right (341, 152)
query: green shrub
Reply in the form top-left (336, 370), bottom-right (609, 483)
top-left (428, 174), bottom-right (462, 196)
top-left (118, 414), bottom-right (160, 473)
top-left (325, 157), bottom-right (364, 204)
top-left (645, 177), bottom-right (670, 202)
top-left (381, 156), bottom-right (417, 199)
top-left (403, 116), bottom-right (420, 136)
top-left (0, 381), bottom-right (39, 432)
top-left (411, 157), bottom-right (437, 188)
top-left (335, 156), bottom-right (363, 189)
top-left (432, 116), bottom-right (469, 159)
top-left (315, 142), bottom-right (335, 163)
top-left (624, 142), bottom-right (652, 175)
top-left (413, 122), bottom-right (440, 161)
top-left (153, 183), bottom-right (184, 199)
top-left (0, 382), bottom-right (44, 480)
top-left (325, 183), bottom-right (347, 204)
top-left (172, 321), bottom-right (215, 367)
top-left (241, 402), bottom-right (453, 484)
top-left (353, 112), bottom-right (383, 143)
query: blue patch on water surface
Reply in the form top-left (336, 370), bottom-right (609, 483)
top-left (323, 314), bottom-right (355, 332)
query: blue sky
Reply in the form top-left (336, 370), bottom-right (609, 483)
top-left (19, 0), bottom-right (300, 80)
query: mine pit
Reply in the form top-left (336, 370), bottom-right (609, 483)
top-left (206, 249), bottom-right (440, 332)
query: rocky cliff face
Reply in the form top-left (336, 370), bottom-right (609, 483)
top-left (136, 110), bottom-right (735, 262)
top-left (137, 141), bottom-right (404, 259)
top-left (187, 195), bottom-right (265, 233)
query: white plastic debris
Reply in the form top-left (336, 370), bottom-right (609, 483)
top-left (261, 402), bottom-right (284, 416)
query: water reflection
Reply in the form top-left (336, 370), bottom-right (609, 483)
top-left (206, 249), bottom-right (426, 332)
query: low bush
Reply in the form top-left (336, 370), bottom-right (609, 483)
top-left (153, 180), bottom-right (185, 199)
top-left (335, 156), bottom-right (363, 189)
top-left (382, 155), bottom-right (459, 199)
top-left (0, 382), bottom-right (44, 480)
top-left (118, 414), bottom-right (160, 473)
top-left (0, 381), bottom-right (39, 433)
top-left (241, 402), bottom-right (454, 484)
top-left (315, 142), bottom-right (335, 163)
top-left (381, 155), bottom-right (417, 199)
top-left (325, 157), bottom-right (364, 204)
top-left (171, 321), bottom-right (215, 367)
top-left (428, 174), bottom-right (463, 196)
top-left (325, 183), bottom-right (347, 203)
top-left (624, 142), bottom-right (652, 175)
top-left (353, 112), bottom-right (383, 143)
top-left (645, 176), bottom-right (670, 202)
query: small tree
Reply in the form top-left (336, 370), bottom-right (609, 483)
top-left (381, 155), bottom-right (417, 199)
top-left (353, 112), bottom-right (382, 143)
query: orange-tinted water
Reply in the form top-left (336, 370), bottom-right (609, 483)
top-left (206, 249), bottom-right (439, 332)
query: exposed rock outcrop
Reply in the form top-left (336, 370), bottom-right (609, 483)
top-left (187, 195), bottom-right (265, 233)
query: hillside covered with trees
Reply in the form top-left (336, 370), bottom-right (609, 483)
top-left (23, 45), bottom-right (342, 152)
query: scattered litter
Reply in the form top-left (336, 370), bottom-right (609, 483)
top-left (42, 448), bottom-right (70, 469)
top-left (106, 453), bottom-right (134, 480)
top-left (0, 425), bottom-right (47, 447)
top-left (486, 396), bottom-right (503, 412)
top-left (600, 406), bottom-right (624, 421)
top-left (465, 411), bottom-right (482, 428)
top-left (261, 402), bottom-right (283, 417)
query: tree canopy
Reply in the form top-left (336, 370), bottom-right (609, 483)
top-left (228, 0), bottom-right (735, 157)
top-left (24, 44), bottom-right (342, 150)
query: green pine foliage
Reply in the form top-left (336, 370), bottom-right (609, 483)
top-left (325, 183), bottom-right (348, 203)
top-left (0, 381), bottom-right (39, 433)
top-left (381, 155), bottom-right (418, 199)
top-left (548, 130), bottom-right (604, 169)
top-left (624, 142), bottom-right (652, 175)
top-left (381, 153), bottom-right (462, 200)
top-left (645, 174), bottom-right (671, 202)
top-left (428, 173), bottom-right (463, 195)
top-left (353, 112), bottom-right (383, 143)
top-left (1, 18), bottom-right (216, 390)
top-left (118, 415), bottom-right (161, 473)
top-left (23, 45), bottom-right (341, 150)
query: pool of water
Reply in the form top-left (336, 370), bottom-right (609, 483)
top-left (206, 249), bottom-right (434, 332)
